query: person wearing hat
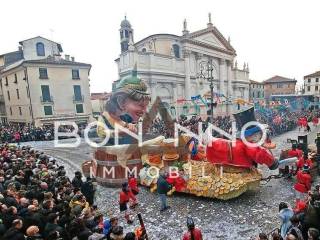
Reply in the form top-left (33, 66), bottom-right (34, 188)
top-left (206, 106), bottom-right (279, 170)
top-left (294, 164), bottom-right (312, 202)
top-left (182, 217), bottom-right (203, 240)
top-left (97, 65), bottom-right (150, 145)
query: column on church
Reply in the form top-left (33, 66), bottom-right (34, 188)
top-left (183, 50), bottom-right (191, 100)
top-left (227, 60), bottom-right (233, 98)
top-left (195, 53), bottom-right (203, 94)
top-left (219, 59), bottom-right (226, 96)
top-left (226, 60), bottom-right (233, 115)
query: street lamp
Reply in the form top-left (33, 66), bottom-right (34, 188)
top-left (198, 59), bottom-right (216, 123)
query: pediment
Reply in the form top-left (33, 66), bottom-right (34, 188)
top-left (192, 32), bottom-right (226, 49)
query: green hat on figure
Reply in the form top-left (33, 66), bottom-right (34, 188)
top-left (116, 63), bottom-right (149, 96)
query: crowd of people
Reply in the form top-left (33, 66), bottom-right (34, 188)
top-left (255, 109), bottom-right (320, 136)
top-left (150, 108), bottom-right (319, 139)
top-left (0, 124), bottom-right (88, 144)
top-left (0, 125), bottom-right (54, 143)
top-left (0, 143), bottom-right (144, 240)
top-left (256, 187), bottom-right (320, 240)
top-left (0, 143), bottom-right (201, 240)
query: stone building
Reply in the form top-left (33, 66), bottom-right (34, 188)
top-left (0, 36), bottom-right (93, 126)
top-left (304, 70), bottom-right (320, 96)
top-left (114, 14), bottom-right (251, 116)
top-left (263, 75), bottom-right (297, 100)
top-left (249, 80), bottom-right (264, 102)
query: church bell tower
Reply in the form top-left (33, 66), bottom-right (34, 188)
top-left (120, 15), bottom-right (134, 53)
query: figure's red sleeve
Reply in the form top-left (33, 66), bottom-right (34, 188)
top-left (245, 146), bottom-right (275, 167)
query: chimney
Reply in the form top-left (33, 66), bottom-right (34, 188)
top-left (65, 54), bottom-right (70, 61)
top-left (71, 57), bottom-right (75, 62)
top-left (18, 46), bottom-right (22, 52)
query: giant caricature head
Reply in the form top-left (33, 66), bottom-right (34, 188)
top-left (105, 66), bottom-right (150, 122)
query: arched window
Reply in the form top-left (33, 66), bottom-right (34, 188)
top-left (142, 48), bottom-right (147, 53)
top-left (36, 42), bottom-right (45, 56)
top-left (120, 31), bottom-right (124, 39)
top-left (125, 30), bottom-right (129, 38)
top-left (172, 44), bottom-right (180, 58)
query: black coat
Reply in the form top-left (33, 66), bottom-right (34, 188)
top-left (2, 227), bottom-right (25, 240)
top-left (81, 181), bottom-right (95, 204)
top-left (71, 177), bottom-right (83, 189)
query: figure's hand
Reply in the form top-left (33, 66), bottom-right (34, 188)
top-left (127, 123), bottom-right (137, 133)
top-left (268, 158), bottom-right (279, 170)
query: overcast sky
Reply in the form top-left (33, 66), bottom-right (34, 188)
top-left (1, 0), bottom-right (319, 93)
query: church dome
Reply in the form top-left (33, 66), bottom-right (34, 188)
top-left (121, 17), bottom-right (131, 28)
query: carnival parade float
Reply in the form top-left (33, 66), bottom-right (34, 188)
top-left (82, 68), bottom-right (299, 200)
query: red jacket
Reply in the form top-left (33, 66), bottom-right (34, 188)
top-left (206, 139), bottom-right (275, 168)
top-left (294, 170), bottom-right (312, 193)
top-left (128, 177), bottom-right (139, 193)
top-left (296, 157), bottom-right (313, 169)
top-left (312, 117), bottom-right (319, 124)
top-left (119, 190), bottom-right (136, 204)
top-left (182, 228), bottom-right (203, 240)
top-left (288, 149), bottom-right (301, 158)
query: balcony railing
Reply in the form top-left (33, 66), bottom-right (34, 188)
top-left (40, 96), bottom-right (54, 103)
top-left (73, 95), bottom-right (84, 103)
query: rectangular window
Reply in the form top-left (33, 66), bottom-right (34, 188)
top-left (5, 77), bottom-right (8, 86)
top-left (44, 106), bottom-right (53, 115)
top-left (308, 86), bottom-right (311, 91)
top-left (73, 85), bottom-right (82, 101)
top-left (76, 104), bottom-right (84, 113)
top-left (14, 73), bottom-right (17, 83)
top-left (316, 86), bottom-right (319, 91)
top-left (72, 69), bottom-right (80, 79)
top-left (16, 89), bottom-right (19, 99)
top-left (41, 85), bottom-right (51, 102)
top-left (39, 68), bottom-right (48, 79)
top-left (19, 107), bottom-right (22, 115)
top-left (308, 78), bottom-right (311, 83)
top-left (26, 86), bottom-right (30, 98)
top-left (10, 107), bottom-right (12, 115)
top-left (316, 78), bottom-right (319, 83)
top-left (7, 91), bottom-right (10, 101)
top-left (277, 83), bottom-right (283, 88)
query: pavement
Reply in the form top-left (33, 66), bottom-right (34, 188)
top-left (22, 125), bottom-right (320, 240)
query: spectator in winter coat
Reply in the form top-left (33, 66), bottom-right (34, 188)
top-left (2, 219), bottom-right (25, 240)
top-left (71, 171), bottom-right (83, 189)
top-left (157, 172), bottom-right (171, 212)
top-left (279, 202), bottom-right (294, 239)
top-left (81, 177), bottom-right (96, 205)
top-left (182, 217), bottom-right (203, 240)
top-left (286, 215), bottom-right (304, 240)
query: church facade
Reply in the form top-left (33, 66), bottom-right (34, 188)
top-left (115, 15), bottom-right (250, 116)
